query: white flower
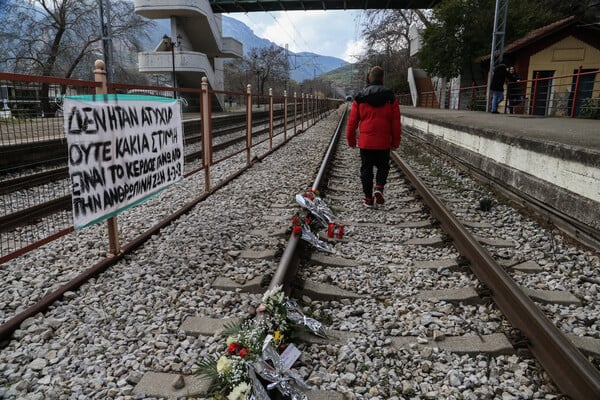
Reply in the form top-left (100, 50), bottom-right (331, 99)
top-left (227, 382), bottom-right (251, 400)
top-left (216, 355), bottom-right (232, 374)
top-left (262, 285), bottom-right (283, 303)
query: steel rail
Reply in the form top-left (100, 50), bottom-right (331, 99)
top-left (0, 167), bottom-right (68, 194)
top-left (403, 128), bottom-right (600, 252)
top-left (0, 195), bottom-right (71, 233)
top-left (268, 106), bottom-right (348, 294)
top-left (390, 151), bottom-right (600, 400)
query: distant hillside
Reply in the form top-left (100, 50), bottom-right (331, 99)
top-left (145, 16), bottom-right (348, 82)
top-left (319, 63), bottom-right (367, 97)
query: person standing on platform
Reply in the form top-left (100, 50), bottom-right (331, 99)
top-left (490, 62), bottom-right (508, 113)
top-left (506, 65), bottom-right (523, 114)
top-left (346, 66), bottom-right (401, 208)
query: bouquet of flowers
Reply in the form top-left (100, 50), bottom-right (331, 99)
top-left (290, 190), bottom-right (337, 253)
top-left (197, 286), bottom-right (327, 400)
top-left (295, 189), bottom-right (336, 227)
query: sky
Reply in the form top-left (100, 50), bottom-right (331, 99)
top-left (227, 10), bottom-right (367, 63)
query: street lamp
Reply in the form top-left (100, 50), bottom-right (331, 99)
top-left (163, 34), bottom-right (181, 98)
top-left (256, 67), bottom-right (263, 108)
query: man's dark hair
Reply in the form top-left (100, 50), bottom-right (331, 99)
top-left (368, 66), bottom-right (384, 83)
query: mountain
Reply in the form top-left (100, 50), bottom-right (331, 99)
top-left (146, 16), bottom-right (348, 83)
top-left (222, 16), bottom-right (348, 82)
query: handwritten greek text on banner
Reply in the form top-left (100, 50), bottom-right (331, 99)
top-left (64, 94), bottom-right (183, 229)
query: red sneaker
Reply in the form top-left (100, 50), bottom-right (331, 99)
top-left (373, 188), bottom-right (385, 205)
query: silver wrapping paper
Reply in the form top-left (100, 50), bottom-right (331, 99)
top-left (253, 339), bottom-right (309, 400)
top-left (285, 299), bottom-right (328, 338)
top-left (295, 194), bottom-right (336, 226)
top-left (248, 365), bottom-right (272, 400)
top-left (300, 226), bottom-right (334, 253)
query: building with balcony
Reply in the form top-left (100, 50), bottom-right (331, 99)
top-left (134, 0), bottom-right (243, 110)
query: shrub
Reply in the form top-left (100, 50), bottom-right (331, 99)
top-left (579, 97), bottom-right (600, 119)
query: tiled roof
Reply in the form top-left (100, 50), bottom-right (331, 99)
top-left (481, 16), bottom-right (578, 61)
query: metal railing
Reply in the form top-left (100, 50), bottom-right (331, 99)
top-left (0, 67), bottom-right (342, 262)
top-left (414, 67), bottom-right (599, 119)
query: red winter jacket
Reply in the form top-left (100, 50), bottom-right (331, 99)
top-left (346, 84), bottom-right (401, 150)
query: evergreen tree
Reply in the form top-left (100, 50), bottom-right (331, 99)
top-left (418, 0), bottom-right (598, 78)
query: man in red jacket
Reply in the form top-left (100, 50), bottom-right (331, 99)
top-left (346, 66), bottom-right (401, 208)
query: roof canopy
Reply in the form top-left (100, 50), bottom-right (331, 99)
top-left (209, 0), bottom-right (441, 12)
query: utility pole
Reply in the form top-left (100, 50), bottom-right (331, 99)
top-left (486, 0), bottom-right (509, 112)
top-left (98, 0), bottom-right (114, 83)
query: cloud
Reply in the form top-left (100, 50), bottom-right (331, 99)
top-left (229, 10), bottom-right (364, 62)
top-left (343, 39), bottom-right (367, 63)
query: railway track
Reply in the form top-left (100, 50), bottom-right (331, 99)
top-left (265, 110), bottom-right (600, 399)
top-left (1, 108), bottom-right (599, 399)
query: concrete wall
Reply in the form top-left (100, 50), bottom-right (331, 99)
top-left (401, 113), bottom-right (600, 232)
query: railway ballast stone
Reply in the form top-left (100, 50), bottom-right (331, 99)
top-left (391, 333), bottom-right (514, 356)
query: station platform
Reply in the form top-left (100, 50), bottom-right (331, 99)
top-left (399, 107), bottom-right (599, 237)
top-left (400, 107), bottom-right (600, 152)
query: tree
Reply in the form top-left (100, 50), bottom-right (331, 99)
top-left (248, 44), bottom-right (290, 98)
top-left (418, 0), bottom-right (598, 79)
top-left (357, 10), bottom-right (432, 94)
top-left (0, 0), bottom-right (153, 114)
top-left (224, 58), bottom-right (251, 94)
top-left (1, 0), bottom-right (152, 78)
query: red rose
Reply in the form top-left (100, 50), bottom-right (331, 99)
top-left (227, 342), bottom-right (240, 355)
top-left (293, 225), bottom-right (302, 235)
top-left (238, 348), bottom-right (250, 358)
top-left (304, 216), bottom-right (311, 224)
top-left (292, 216), bottom-right (300, 225)
top-left (303, 191), bottom-right (315, 200)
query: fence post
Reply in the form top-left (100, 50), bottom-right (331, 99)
top-left (570, 65), bottom-right (583, 118)
top-left (530, 72), bottom-right (539, 115)
top-left (246, 84), bottom-right (252, 165)
top-left (283, 90), bottom-right (288, 142)
top-left (308, 94), bottom-right (312, 125)
top-left (293, 91), bottom-right (297, 136)
top-left (301, 92), bottom-right (305, 131)
top-left (93, 60), bottom-right (120, 255)
top-left (269, 88), bottom-right (273, 150)
top-left (201, 76), bottom-right (211, 192)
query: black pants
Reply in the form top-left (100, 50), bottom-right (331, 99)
top-left (360, 148), bottom-right (390, 198)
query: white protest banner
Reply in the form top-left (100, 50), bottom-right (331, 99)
top-left (64, 94), bottom-right (183, 229)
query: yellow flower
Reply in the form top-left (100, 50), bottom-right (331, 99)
top-left (216, 355), bottom-right (232, 374)
top-left (273, 330), bottom-right (283, 343)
